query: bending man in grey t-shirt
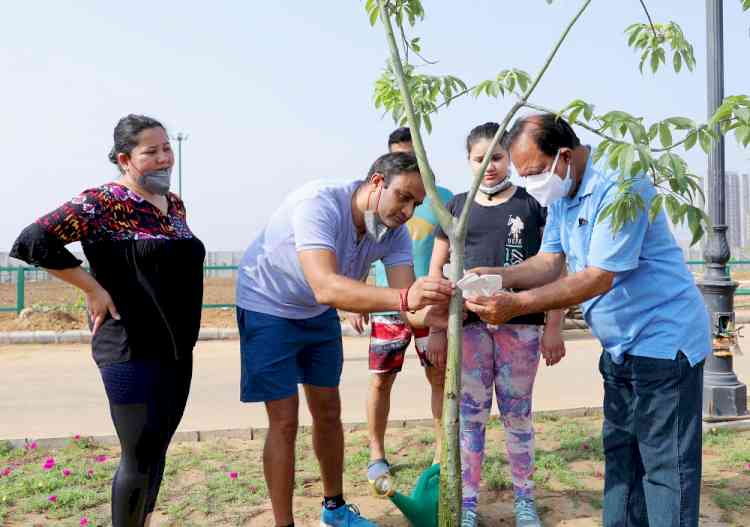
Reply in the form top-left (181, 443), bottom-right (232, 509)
top-left (235, 152), bottom-right (453, 527)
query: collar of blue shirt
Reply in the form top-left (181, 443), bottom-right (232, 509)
top-left (568, 146), bottom-right (597, 208)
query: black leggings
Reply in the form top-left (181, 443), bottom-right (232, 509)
top-left (99, 356), bottom-right (193, 527)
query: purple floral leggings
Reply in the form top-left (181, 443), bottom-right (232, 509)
top-left (460, 323), bottom-right (541, 512)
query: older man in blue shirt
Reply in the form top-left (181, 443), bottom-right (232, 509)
top-left (466, 113), bottom-right (710, 527)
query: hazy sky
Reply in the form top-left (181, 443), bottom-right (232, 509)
top-left (2, 1), bottom-right (749, 250)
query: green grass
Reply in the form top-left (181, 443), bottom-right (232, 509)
top-left (2, 419), bottom-right (750, 525)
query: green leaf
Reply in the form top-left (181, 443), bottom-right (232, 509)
top-left (583, 104), bottom-right (594, 121)
top-left (664, 195), bottom-right (680, 224)
top-left (743, 0), bottom-right (750, 11)
top-left (568, 107), bottom-right (583, 125)
top-left (593, 141), bottom-right (610, 164)
top-left (665, 117), bottom-right (695, 130)
top-left (619, 144), bottom-right (635, 177)
top-left (423, 113), bottom-right (432, 134)
top-left (627, 25), bottom-right (643, 47)
top-left (597, 202), bottom-right (618, 225)
top-left (651, 49), bottom-right (661, 73)
top-left (699, 129), bottom-right (713, 154)
top-left (639, 49), bottom-right (650, 74)
top-left (687, 206), bottom-right (705, 246)
top-left (649, 194), bottom-right (664, 222)
top-left (684, 130), bottom-right (698, 150)
top-left (369, 4), bottom-right (380, 26)
top-left (735, 107), bottom-right (750, 123)
top-left (659, 123), bottom-right (673, 148)
top-left (673, 50), bottom-right (682, 73)
top-left (735, 125), bottom-right (750, 147)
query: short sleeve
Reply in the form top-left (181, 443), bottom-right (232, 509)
top-left (10, 189), bottom-right (106, 269)
top-left (293, 194), bottom-right (340, 253)
top-left (586, 179), bottom-right (652, 272)
top-left (540, 201), bottom-right (563, 254)
top-left (434, 194), bottom-right (460, 240)
top-left (381, 225), bottom-right (413, 267)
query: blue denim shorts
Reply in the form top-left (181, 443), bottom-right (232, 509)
top-left (237, 307), bottom-right (343, 403)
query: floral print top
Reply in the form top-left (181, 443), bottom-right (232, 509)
top-left (11, 182), bottom-right (206, 364)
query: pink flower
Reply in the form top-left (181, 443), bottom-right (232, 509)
top-left (25, 441), bottom-right (38, 451)
top-left (745, 463), bottom-right (750, 471)
top-left (80, 517), bottom-right (89, 526)
top-left (228, 471), bottom-right (238, 480)
top-left (43, 457), bottom-right (56, 471)
top-left (48, 495), bottom-right (58, 503)
top-left (248, 484), bottom-right (258, 493)
top-left (1, 467), bottom-right (11, 477)
top-left (94, 455), bottom-right (108, 464)
top-left (87, 468), bottom-right (95, 478)
top-left (63, 468), bottom-right (72, 477)
top-left (582, 443), bottom-right (590, 450)
top-left (73, 434), bottom-right (81, 441)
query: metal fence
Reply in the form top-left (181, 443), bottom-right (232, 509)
top-left (1, 262), bottom-right (750, 315)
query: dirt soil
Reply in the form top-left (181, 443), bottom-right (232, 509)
top-left (0, 277), bottom-right (237, 331)
top-left (2, 274), bottom-right (749, 332)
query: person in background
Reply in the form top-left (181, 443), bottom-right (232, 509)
top-left (11, 114), bottom-right (206, 527)
top-left (354, 127), bottom-right (454, 487)
top-left (429, 122), bottom-right (565, 527)
top-left (235, 151), bottom-right (453, 527)
top-left (465, 113), bottom-right (710, 527)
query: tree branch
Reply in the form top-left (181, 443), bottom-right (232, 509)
top-left (522, 101), bottom-right (701, 154)
top-left (638, 0), bottom-right (658, 37)
top-left (455, 0), bottom-right (593, 238)
top-left (377, 0), bottom-right (454, 232)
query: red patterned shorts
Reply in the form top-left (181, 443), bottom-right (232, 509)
top-left (368, 314), bottom-right (430, 374)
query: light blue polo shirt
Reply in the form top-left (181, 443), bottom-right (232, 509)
top-left (236, 180), bottom-right (413, 319)
top-left (540, 151), bottom-right (710, 366)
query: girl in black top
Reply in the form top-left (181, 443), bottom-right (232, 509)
top-left (427, 122), bottom-right (565, 526)
top-left (11, 114), bottom-right (205, 527)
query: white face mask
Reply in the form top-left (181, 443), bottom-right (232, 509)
top-left (523, 150), bottom-right (573, 207)
top-left (479, 177), bottom-right (512, 198)
top-left (364, 185), bottom-right (389, 243)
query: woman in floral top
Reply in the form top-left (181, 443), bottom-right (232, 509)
top-left (11, 114), bottom-right (205, 527)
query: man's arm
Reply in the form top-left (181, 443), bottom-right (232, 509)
top-left (465, 266), bottom-right (613, 325)
top-left (471, 251), bottom-right (565, 290)
top-left (384, 263), bottom-right (445, 328)
top-left (298, 249), bottom-right (452, 314)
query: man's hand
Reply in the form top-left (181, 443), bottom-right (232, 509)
top-left (540, 325), bottom-right (566, 366)
top-left (426, 330), bottom-right (447, 369)
top-left (345, 312), bottom-right (369, 334)
top-left (467, 266), bottom-right (499, 277)
top-left (464, 290), bottom-right (525, 325)
top-left (406, 276), bottom-right (454, 310)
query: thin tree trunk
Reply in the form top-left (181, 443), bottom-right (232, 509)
top-left (376, 1), bottom-right (593, 524)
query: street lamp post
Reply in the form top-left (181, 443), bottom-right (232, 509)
top-left (173, 132), bottom-right (189, 197)
top-left (698, 0), bottom-right (748, 420)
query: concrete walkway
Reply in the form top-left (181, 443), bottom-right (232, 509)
top-left (2, 332), bottom-right (749, 441)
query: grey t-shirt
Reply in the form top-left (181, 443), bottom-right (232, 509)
top-left (236, 180), bottom-right (413, 319)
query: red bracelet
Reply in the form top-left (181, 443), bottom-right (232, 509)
top-left (399, 284), bottom-right (415, 313)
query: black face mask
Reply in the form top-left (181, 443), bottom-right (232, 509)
top-left (137, 168), bottom-right (171, 195)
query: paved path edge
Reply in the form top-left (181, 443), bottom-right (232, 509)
top-left (3, 311), bottom-right (749, 345)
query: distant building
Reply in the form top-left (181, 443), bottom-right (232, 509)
top-left (741, 172), bottom-right (750, 249)
top-left (726, 171), bottom-right (742, 248)
top-left (701, 171), bottom-right (750, 250)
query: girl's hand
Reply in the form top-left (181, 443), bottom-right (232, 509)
top-left (86, 285), bottom-right (120, 334)
top-left (540, 325), bottom-right (566, 366)
top-left (426, 330), bottom-right (448, 369)
top-left (345, 312), bottom-right (369, 334)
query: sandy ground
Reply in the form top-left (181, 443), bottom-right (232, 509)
top-left (2, 331), bottom-right (750, 441)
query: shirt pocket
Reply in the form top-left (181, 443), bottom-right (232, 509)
top-left (562, 207), bottom-right (593, 273)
